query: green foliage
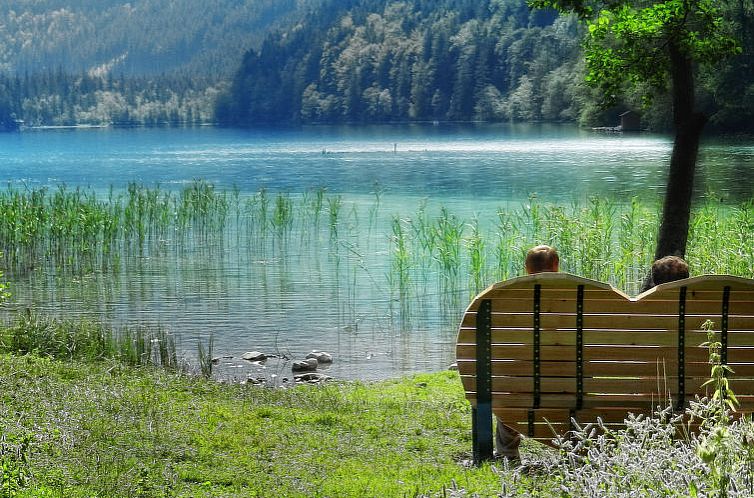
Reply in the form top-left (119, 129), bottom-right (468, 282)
top-left (697, 319), bottom-right (739, 497)
top-left (0, 309), bottom-right (179, 370)
top-left (0, 433), bottom-right (32, 498)
top-left (218, 0), bottom-right (754, 130)
top-left (529, 0), bottom-right (740, 108)
top-left (220, 0), bottom-right (586, 125)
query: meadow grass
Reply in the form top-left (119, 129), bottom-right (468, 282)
top-left (4, 346), bottom-right (754, 497)
top-left (0, 355), bottom-right (510, 497)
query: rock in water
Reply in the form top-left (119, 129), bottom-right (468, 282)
top-left (241, 351), bottom-right (267, 362)
top-left (306, 351), bottom-right (333, 363)
top-left (292, 358), bottom-right (318, 372)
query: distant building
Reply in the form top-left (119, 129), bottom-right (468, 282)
top-left (619, 110), bottom-right (641, 132)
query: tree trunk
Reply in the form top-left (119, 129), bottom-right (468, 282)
top-left (640, 41), bottom-right (707, 292)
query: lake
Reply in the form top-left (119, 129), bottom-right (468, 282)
top-left (0, 123), bottom-right (752, 381)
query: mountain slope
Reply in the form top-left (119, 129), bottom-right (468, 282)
top-left (0, 0), bottom-right (321, 77)
top-left (218, 0), bottom-right (585, 125)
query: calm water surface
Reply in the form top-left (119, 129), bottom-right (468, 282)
top-left (0, 124), bottom-right (751, 380)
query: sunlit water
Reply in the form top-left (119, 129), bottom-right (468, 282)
top-left (0, 123), bottom-right (751, 381)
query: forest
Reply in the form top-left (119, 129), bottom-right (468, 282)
top-left (0, 0), bottom-right (752, 130)
top-left (218, 0), bottom-right (754, 132)
top-left (0, 0), bottom-right (321, 128)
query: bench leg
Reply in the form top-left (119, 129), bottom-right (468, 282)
top-left (472, 403), bottom-right (493, 465)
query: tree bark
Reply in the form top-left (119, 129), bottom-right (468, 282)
top-left (640, 41), bottom-right (707, 292)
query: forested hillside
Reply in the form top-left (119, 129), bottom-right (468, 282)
top-left (0, 0), bottom-right (321, 77)
top-left (0, 0), bottom-right (319, 127)
top-left (218, 0), bottom-right (754, 131)
top-left (1, 0), bottom-right (751, 130)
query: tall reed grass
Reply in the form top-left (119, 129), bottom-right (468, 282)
top-left (0, 308), bottom-right (179, 369)
top-left (0, 182), bottom-right (751, 335)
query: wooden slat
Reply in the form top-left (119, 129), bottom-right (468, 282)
top-left (457, 328), bottom-right (754, 347)
top-left (462, 375), bottom-right (754, 395)
top-left (459, 345), bottom-right (754, 364)
top-left (467, 298), bottom-right (753, 315)
top-left (465, 392), bottom-right (754, 411)
top-left (457, 344), bottom-right (716, 362)
top-left (458, 358), bottom-right (754, 378)
top-left (467, 394), bottom-right (667, 409)
top-left (460, 312), bottom-right (754, 330)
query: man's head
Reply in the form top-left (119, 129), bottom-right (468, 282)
top-left (525, 245), bottom-right (559, 274)
top-left (651, 255), bottom-right (689, 286)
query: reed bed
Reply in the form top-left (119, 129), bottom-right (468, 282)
top-left (0, 308), bottom-right (179, 369)
top-left (0, 182), bottom-right (751, 337)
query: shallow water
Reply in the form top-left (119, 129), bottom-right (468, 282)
top-left (0, 123), bottom-right (751, 381)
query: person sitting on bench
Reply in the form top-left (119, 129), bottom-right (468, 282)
top-left (495, 244), bottom-right (560, 462)
top-left (651, 255), bottom-right (689, 287)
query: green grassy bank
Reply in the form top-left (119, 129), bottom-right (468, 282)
top-left (4, 350), bottom-right (754, 497)
top-left (1, 355), bottom-right (520, 497)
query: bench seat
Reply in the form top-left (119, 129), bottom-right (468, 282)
top-left (456, 273), bottom-right (754, 462)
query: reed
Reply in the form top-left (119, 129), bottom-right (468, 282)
top-left (197, 333), bottom-right (215, 379)
top-left (328, 195), bottom-right (342, 239)
top-left (0, 180), bottom-right (751, 340)
top-left (0, 309), bottom-right (180, 370)
top-left (466, 216), bottom-right (486, 297)
top-left (390, 216), bottom-right (411, 298)
top-left (271, 192), bottom-right (294, 237)
top-left (434, 207), bottom-right (464, 287)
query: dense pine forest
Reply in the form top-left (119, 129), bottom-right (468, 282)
top-left (1, 0), bottom-right (753, 130)
top-left (218, 0), bottom-right (754, 132)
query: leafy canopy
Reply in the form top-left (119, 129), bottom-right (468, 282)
top-left (528, 0), bottom-right (740, 105)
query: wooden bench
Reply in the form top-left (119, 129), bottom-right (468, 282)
top-left (456, 273), bottom-right (754, 463)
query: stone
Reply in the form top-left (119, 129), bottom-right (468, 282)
top-left (291, 358), bottom-right (318, 372)
top-left (241, 351), bottom-right (268, 362)
top-left (245, 376), bottom-right (264, 385)
top-left (294, 373), bottom-right (332, 384)
top-left (211, 357), bottom-right (221, 365)
top-left (306, 351), bottom-right (333, 363)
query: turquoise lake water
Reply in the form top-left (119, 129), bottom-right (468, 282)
top-left (0, 124), bottom-right (751, 380)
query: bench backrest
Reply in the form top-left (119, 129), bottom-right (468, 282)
top-left (456, 273), bottom-right (754, 447)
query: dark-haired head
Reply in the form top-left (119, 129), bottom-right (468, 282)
top-left (651, 255), bottom-right (689, 286)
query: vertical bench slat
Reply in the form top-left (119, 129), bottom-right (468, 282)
top-left (677, 286), bottom-right (687, 411)
top-left (472, 299), bottom-right (493, 464)
top-left (576, 285), bottom-right (584, 411)
top-left (533, 285), bottom-right (541, 410)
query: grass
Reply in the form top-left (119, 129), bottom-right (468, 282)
top-left (0, 355), bottom-right (511, 497)
top-left (4, 345), bottom-right (754, 497)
